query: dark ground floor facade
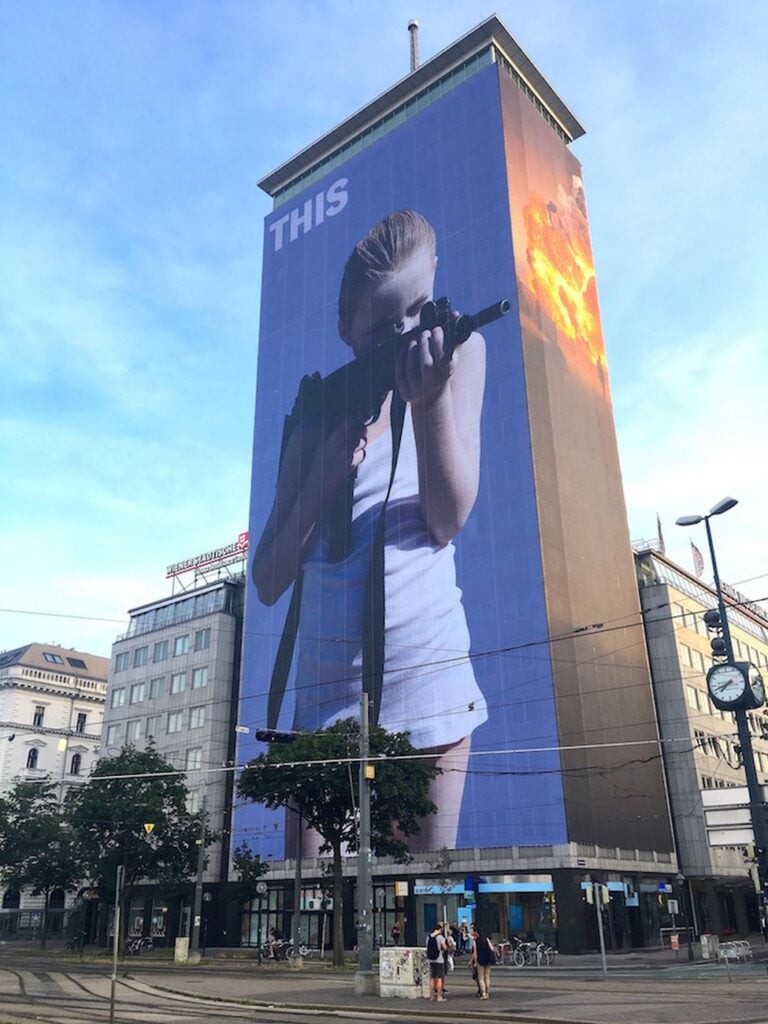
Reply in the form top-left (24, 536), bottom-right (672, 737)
top-left (3, 870), bottom-right (759, 955)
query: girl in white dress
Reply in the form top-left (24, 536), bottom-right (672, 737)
top-left (252, 210), bottom-right (487, 850)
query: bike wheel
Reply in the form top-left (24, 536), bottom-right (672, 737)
top-left (512, 948), bottom-right (526, 968)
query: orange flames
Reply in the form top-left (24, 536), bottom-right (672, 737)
top-left (523, 183), bottom-right (605, 378)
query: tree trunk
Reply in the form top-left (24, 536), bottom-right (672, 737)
top-left (332, 841), bottom-right (344, 967)
top-left (40, 891), bottom-right (49, 949)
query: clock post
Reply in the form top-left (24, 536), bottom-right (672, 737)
top-left (677, 498), bottom-right (768, 928)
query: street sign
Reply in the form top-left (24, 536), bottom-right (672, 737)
top-left (668, 899), bottom-right (679, 915)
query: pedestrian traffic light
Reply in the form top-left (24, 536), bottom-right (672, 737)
top-left (254, 729), bottom-right (296, 743)
top-left (703, 609), bottom-right (727, 659)
top-left (601, 885), bottom-right (610, 905)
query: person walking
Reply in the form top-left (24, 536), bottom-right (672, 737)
top-left (470, 925), bottom-right (495, 1000)
top-left (426, 923), bottom-right (447, 1002)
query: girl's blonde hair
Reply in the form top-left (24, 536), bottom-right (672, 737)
top-left (338, 209), bottom-right (436, 331)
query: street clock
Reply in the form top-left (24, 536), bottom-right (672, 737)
top-left (706, 662), bottom-right (765, 711)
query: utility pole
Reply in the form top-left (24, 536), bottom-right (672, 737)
top-left (592, 882), bottom-right (608, 978)
top-left (677, 498), bottom-right (768, 932)
top-left (704, 517), bottom-right (768, 904)
top-left (292, 809), bottom-right (303, 966)
top-left (355, 692), bottom-right (376, 993)
top-left (109, 864), bottom-right (124, 1024)
top-left (189, 791), bottom-right (207, 961)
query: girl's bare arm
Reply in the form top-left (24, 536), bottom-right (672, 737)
top-left (399, 328), bottom-right (486, 545)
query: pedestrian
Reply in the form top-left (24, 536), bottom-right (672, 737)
top-left (458, 921), bottom-right (470, 955)
top-left (426, 923), bottom-right (447, 1002)
top-left (390, 921), bottom-right (402, 945)
top-left (470, 925), bottom-right (495, 1000)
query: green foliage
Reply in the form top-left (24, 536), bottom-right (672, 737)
top-left (64, 744), bottom-right (205, 895)
top-left (230, 842), bottom-right (270, 905)
top-left (0, 779), bottom-right (81, 898)
top-left (237, 718), bottom-right (438, 965)
top-left (237, 718), bottom-right (438, 860)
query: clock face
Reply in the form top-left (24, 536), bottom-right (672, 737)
top-left (748, 664), bottom-right (766, 706)
top-left (708, 664), bottom-right (746, 705)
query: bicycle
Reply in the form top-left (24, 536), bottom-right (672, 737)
top-left (126, 935), bottom-right (155, 955)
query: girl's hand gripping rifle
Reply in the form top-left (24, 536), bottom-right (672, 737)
top-left (281, 296), bottom-right (510, 454)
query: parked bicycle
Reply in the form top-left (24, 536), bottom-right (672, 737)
top-left (126, 935), bottom-right (155, 955)
top-left (511, 940), bottom-right (555, 967)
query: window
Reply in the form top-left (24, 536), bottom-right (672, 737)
top-left (115, 651), bottom-right (130, 672)
top-left (701, 775), bottom-right (714, 789)
top-left (694, 729), bottom-right (706, 752)
top-left (127, 719), bottom-right (142, 743)
top-left (106, 723), bottom-right (125, 747)
top-left (26, 748), bottom-right (39, 769)
top-left (76, 712), bottom-right (87, 734)
top-left (170, 672), bottom-right (186, 695)
top-left (69, 753), bottom-right (82, 776)
top-left (733, 638), bottom-right (743, 658)
top-left (149, 677), bottom-right (165, 700)
top-left (192, 666), bottom-right (208, 690)
top-left (130, 682), bottom-right (145, 705)
top-left (174, 635), bottom-right (189, 657)
top-left (67, 657), bottom-right (86, 669)
top-left (686, 686), bottom-right (700, 711)
top-left (111, 688), bottom-right (126, 709)
top-left (693, 650), bottom-right (706, 674)
top-left (33, 705), bottom-right (45, 727)
top-left (167, 711), bottom-right (184, 734)
top-left (194, 628), bottom-right (211, 652)
top-left (189, 706), bottom-right (205, 729)
top-left (153, 639), bottom-right (169, 663)
top-left (146, 715), bottom-right (162, 739)
top-left (185, 748), bottom-right (203, 770)
top-left (43, 652), bottom-right (64, 664)
top-left (133, 646), bottom-right (148, 668)
top-left (680, 644), bottom-right (693, 668)
top-left (186, 790), bottom-right (202, 814)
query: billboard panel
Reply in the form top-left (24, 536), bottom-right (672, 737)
top-left (239, 61), bottom-right (672, 857)
top-left (239, 64), bottom-right (567, 857)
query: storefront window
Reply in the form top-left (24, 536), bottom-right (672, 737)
top-left (150, 901), bottom-right (168, 937)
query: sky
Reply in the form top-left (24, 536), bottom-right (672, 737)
top-left (1, 0), bottom-right (766, 658)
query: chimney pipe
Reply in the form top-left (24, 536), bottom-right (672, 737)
top-left (408, 19), bottom-right (419, 72)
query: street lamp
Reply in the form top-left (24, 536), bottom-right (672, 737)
top-left (676, 497), bottom-right (768, 928)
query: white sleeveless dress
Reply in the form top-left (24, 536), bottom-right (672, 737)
top-left (294, 407), bottom-right (487, 748)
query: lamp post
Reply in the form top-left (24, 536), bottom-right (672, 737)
top-left (676, 497), bottom-right (768, 921)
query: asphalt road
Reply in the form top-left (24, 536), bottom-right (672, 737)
top-left (2, 953), bottom-right (768, 1024)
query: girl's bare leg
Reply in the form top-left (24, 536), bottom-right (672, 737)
top-left (406, 734), bottom-right (471, 853)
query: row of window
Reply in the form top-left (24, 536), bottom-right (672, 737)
top-left (110, 666), bottom-right (209, 708)
top-left (31, 706), bottom-right (89, 732)
top-left (674, 602), bottom-right (768, 667)
top-left (24, 748), bottom-right (83, 775)
top-left (114, 628), bottom-right (211, 673)
top-left (105, 705), bottom-right (207, 747)
top-left (701, 775), bottom-right (738, 789)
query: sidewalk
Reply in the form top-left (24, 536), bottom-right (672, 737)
top-left (136, 952), bottom-right (768, 1024)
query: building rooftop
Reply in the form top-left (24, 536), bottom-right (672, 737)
top-left (0, 642), bottom-right (110, 681)
top-left (258, 14), bottom-right (585, 203)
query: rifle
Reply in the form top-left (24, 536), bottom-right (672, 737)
top-left (282, 296), bottom-right (510, 450)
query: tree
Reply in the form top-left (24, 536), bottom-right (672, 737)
top-left (237, 718), bottom-right (438, 966)
top-left (230, 842), bottom-right (270, 906)
top-left (0, 780), bottom-right (82, 946)
top-left (64, 744), bottom-right (208, 945)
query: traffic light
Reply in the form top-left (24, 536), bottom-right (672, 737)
top-left (600, 885), bottom-right (611, 906)
top-left (254, 729), bottom-right (296, 743)
top-left (703, 609), bottom-right (727, 660)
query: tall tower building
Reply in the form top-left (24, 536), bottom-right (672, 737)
top-left (239, 16), bottom-right (674, 952)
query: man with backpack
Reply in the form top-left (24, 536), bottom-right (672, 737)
top-left (426, 924), bottom-right (447, 1002)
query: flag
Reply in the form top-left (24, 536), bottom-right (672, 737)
top-left (691, 541), bottom-right (705, 578)
top-left (656, 514), bottom-right (666, 555)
